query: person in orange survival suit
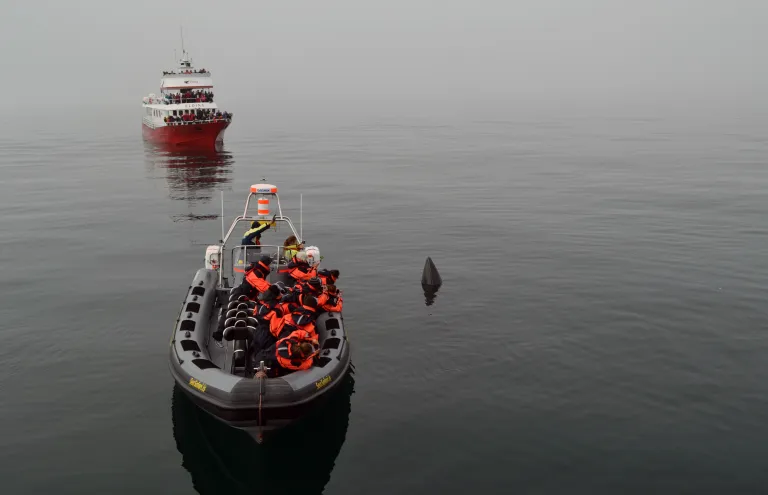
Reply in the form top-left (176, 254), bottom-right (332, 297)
top-left (281, 246), bottom-right (320, 284)
top-left (317, 268), bottom-right (340, 286)
top-left (250, 328), bottom-right (319, 376)
top-left (248, 285), bottom-right (284, 360)
top-left (252, 284), bottom-right (291, 343)
top-left (238, 255), bottom-right (272, 300)
top-left (321, 284), bottom-right (343, 313)
top-left (279, 294), bottom-right (319, 340)
top-left (275, 329), bottom-right (320, 373)
top-left (283, 277), bottom-right (327, 310)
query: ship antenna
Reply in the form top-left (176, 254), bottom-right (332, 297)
top-left (180, 26), bottom-right (185, 55)
top-left (220, 190), bottom-right (225, 243)
top-left (300, 193), bottom-right (303, 242)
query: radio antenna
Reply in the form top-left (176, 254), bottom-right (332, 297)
top-left (300, 194), bottom-right (303, 242)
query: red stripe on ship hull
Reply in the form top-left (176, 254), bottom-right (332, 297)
top-left (142, 121), bottom-right (230, 147)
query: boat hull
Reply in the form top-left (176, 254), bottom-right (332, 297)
top-left (142, 121), bottom-right (230, 146)
top-left (171, 360), bottom-right (353, 440)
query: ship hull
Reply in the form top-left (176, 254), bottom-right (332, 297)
top-left (142, 121), bottom-right (230, 147)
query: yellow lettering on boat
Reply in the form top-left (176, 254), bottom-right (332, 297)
top-left (315, 375), bottom-right (332, 390)
top-left (189, 377), bottom-right (207, 393)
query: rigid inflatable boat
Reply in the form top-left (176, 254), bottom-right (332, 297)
top-left (168, 182), bottom-right (351, 441)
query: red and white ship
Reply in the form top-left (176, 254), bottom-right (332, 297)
top-left (142, 49), bottom-right (232, 146)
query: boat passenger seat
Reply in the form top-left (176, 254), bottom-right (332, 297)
top-left (223, 320), bottom-right (256, 376)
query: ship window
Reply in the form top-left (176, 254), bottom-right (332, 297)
top-left (173, 110), bottom-right (177, 116)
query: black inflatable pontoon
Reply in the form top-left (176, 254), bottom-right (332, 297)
top-left (168, 182), bottom-right (351, 440)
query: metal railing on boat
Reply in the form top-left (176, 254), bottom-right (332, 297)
top-left (164, 118), bottom-right (231, 126)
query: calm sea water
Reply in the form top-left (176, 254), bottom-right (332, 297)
top-left (1, 101), bottom-right (768, 494)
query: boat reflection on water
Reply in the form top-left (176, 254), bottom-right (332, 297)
top-left (171, 372), bottom-right (355, 495)
top-left (144, 141), bottom-right (234, 205)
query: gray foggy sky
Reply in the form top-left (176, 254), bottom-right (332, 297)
top-left (2, 0), bottom-right (765, 110)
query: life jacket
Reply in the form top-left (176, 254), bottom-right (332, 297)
top-left (283, 245), bottom-right (301, 260)
top-left (275, 329), bottom-right (319, 371)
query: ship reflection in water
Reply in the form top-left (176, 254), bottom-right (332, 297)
top-left (171, 373), bottom-right (355, 495)
top-left (144, 142), bottom-right (234, 206)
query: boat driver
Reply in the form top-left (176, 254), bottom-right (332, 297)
top-left (241, 219), bottom-right (274, 246)
top-left (238, 218), bottom-right (276, 267)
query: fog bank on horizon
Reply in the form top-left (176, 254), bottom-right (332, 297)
top-left (1, 0), bottom-right (765, 111)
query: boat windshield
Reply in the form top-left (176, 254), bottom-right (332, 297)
top-left (222, 217), bottom-right (299, 287)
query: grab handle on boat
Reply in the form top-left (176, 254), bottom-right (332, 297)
top-left (255, 360), bottom-right (270, 442)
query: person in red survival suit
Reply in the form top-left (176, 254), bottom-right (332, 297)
top-left (283, 277), bottom-right (327, 310)
top-left (245, 284), bottom-right (290, 362)
top-left (250, 327), bottom-right (318, 376)
top-left (275, 329), bottom-right (319, 373)
top-left (321, 284), bottom-right (343, 313)
top-left (253, 284), bottom-right (292, 340)
top-left (281, 246), bottom-right (320, 284)
top-left (317, 268), bottom-right (340, 286)
top-left (238, 255), bottom-right (272, 300)
top-left (279, 294), bottom-right (319, 340)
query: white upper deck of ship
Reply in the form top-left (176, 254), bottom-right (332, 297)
top-left (160, 51), bottom-right (213, 90)
top-left (143, 49), bottom-right (219, 108)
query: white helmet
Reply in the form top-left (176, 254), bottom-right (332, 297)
top-left (304, 246), bottom-right (321, 267)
